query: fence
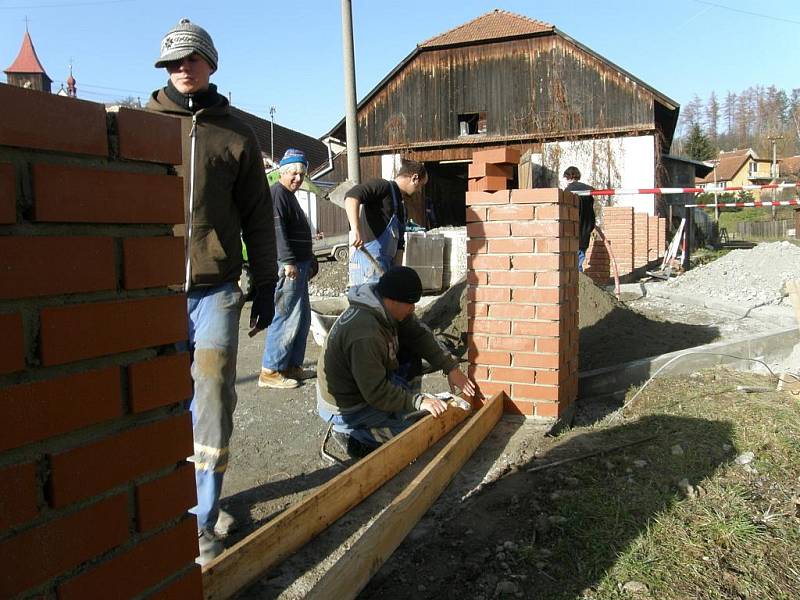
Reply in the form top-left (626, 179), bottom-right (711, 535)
top-left (736, 219), bottom-right (792, 240)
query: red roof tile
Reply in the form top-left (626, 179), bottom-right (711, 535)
top-left (419, 9), bottom-right (554, 48)
top-left (5, 31), bottom-right (49, 75)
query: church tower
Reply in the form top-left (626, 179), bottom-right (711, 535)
top-left (4, 29), bottom-right (52, 93)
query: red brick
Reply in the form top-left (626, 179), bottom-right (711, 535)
top-left (537, 338), bottom-right (562, 353)
top-left (513, 384), bottom-right (560, 401)
top-left (466, 222), bottom-right (509, 238)
top-left (48, 413), bottom-right (193, 508)
top-left (464, 190), bottom-right (510, 206)
top-left (510, 188), bottom-right (558, 204)
top-left (0, 462), bottom-right (38, 530)
top-left (117, 107), bottom-right (182, 165)
top-left (122, 237), bottom-right (185, 290)
top-left (488, 238), bottom-right (534, 254)
top-left (487, 204), bottom-right (534, 221)
top-left (468, 162), bottom-right (512, 179)
top-left (535, 238), bottom-right (565, 253)
top-left (40, 295), bottom-right (188, 366)
top-left (468, 335), bottom-right (489, 351)
top-left (467, 348), bottom-right (511, 366)
top-left (465, 206), bottom-right (487, 222)
top-left (511, 222), bottom-right (560, 238)
top-left (148, 567), bottom-right (203, 600)
top-left (0, 494), bottom-right (128, 598)
top-left (468, 365), bottom-right (489, 381)
top-left (468, 176), bottom-right (508, 192)
top-left (135, 464), bottom-right (197, 533)
top-left (0, 312), bottom-right (25, 374)
top-left (513, 288), bottom-right (560, 304)
top-left (58, 518), bottom-right (197, 600)
top-left (534, 370), bottom-right (560, 385)
top-left (514, 353), bottom-right (560, 369)
top-left (468, 287), bottom-right (510, 303)
top-left (536, 305), bottom-right (562, 320)
top-left (535, 205), bottom-right (564, 220)
top-left (467, 255), bottom-right (510, 270)
top-left (504, 397), bottom-right (533, 416)
top-left (129, 353), bottom-right (192, 414)
top-left (511, 254), bottom-right (560, 270)
top-left (468, 318), bottom-right (510, 335)
top-left (0, 163), bottom-right (15, 223)
top-left (535, 402), bottom-right (561, 418)
top-left (513, 321), bottom-right (560, 336)
top-left (0, 367), bottom-right (122, 452)
top-left (472, 147), bottom-right (521, 165)
top-left (466, 239), bottom-right (488, 254)
top-left (32, 164), bottom-right (183, 224)
top-left (488, 271), bottom-right (536, 286)
top-left (489, 303), bottom-right (535, 319)
top-left (0, 236), bottom-right (115, 299)
top-left (490, 367), bottom-right (535, 384)
top-left (491, 336), bottom-right (535, 352)
top-left (466, 302), bottom-right (489, 318)
top-left (0, 84), bottom-right (108, 156)
top-left (466, 271), bottom-right (488, 286)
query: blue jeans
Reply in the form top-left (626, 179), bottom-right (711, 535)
top-left (318, 398), bottom-right (411, 447)
top-left (262, 259), bottom-right (312, 371)
top-left (578, 248), bottom-right (586, 272)
top-left (185, 282), bottom-right (243, 531)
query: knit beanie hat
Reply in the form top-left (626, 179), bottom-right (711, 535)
top-left (279, 148), bottom-right (309, 168)
top-left (155, 18), bottom-right (218, 72)
top-left (376, 266), bottom-right (422, 304)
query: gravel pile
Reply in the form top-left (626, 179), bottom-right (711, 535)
top-left (665, 241), bottom-right (800, 307)
top-left (309, 258), bottom-right (348, 297)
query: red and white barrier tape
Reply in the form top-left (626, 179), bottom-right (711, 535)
top-left (682, 199), bottom-right (800, 208)
top-left (570, 182), bottom-right (797, 196)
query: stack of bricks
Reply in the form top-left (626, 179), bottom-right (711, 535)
top-left (467, 147), bottom-right (520, 192)
top-left (465, 180), bottom-right (579, 419)
top-left (0, 84), bottom-right (202, 598)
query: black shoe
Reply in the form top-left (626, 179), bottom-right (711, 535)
top-left (331, 431), bottom-right (376, 459)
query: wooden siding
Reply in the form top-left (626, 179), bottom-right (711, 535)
top-left (351, 35), bottom-right (657, 150)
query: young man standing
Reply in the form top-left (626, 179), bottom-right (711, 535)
top-left (148, 18), bottom-right (278, 564)
top-left (259, 149), bottom-right (316, 389)
top-left (344, 159), bottom-right (428, 285)
top-left (563, 166), bottom-right (596, 272)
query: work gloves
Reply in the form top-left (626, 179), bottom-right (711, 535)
top-left (248, 282), bottom-right (276, 337)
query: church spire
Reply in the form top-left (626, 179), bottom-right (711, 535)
top-left (4, 28), bottom-right (52, 93)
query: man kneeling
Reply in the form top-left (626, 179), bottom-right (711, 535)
top-left (317, 266), bottom-right (475, 457)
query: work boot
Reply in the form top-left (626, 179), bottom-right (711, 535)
top-left (331, 431), bottom-right (376, 459)
top-left (196, 529), bottom-right (223, 566)
top-left (214, 508), bottom-right (237, 538)
top-left (258, 368), bottom-right (300, 389)
top-left (285, 365), bottom-right (315, 381)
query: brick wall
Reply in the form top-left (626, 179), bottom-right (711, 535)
top-left (633, 212), bottom-right (649, 269)
top-left (0, 84), bottom-right (202, 599)
top-left (465, 187), bottom-right (579, 419)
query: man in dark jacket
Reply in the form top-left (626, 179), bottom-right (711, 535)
top-left (563, 166), bottom-right (596, 272)
top-left (259, 149), bottom-right (316, 389)
top-left (148, 18), bottom-right (278, 565)
top-left (317, 267), bottom-right (475, 455)
top-left (344, 159), bottom-right (427, 285)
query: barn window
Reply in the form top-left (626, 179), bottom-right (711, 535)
top-left (458, 112), bottom-right (487, 136)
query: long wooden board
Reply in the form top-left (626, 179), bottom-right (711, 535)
top-left (202, 402), bottom-right (471, 600)
top-left (305, 391), bottom-right (504, 600)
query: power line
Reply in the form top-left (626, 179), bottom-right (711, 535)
top-left (694, 0), bottom-right (800, 26)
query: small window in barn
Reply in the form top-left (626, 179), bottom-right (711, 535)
top-left (458, 112), bottom-right (487, 136)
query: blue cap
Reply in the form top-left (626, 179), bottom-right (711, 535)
top-left (279, 148), bottom-right (308, 168)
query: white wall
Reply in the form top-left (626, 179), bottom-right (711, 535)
top-left (536, 135), bottom-right (657, 215)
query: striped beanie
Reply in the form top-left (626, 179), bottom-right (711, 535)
top-left (155, 18), bottom-right (218, 72)
top-left (279, 148), bottom-right (309, 168)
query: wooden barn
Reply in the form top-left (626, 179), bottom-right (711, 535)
top-left (314, 9), bottom-right (684, 225)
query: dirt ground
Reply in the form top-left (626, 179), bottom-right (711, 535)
top-left (216, 259), bottom-right (795, 598)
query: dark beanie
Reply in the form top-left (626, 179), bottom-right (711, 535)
top-left (377, 266), bottom-right (422, 304)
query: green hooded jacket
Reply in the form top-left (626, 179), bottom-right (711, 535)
top-left (146, 89), bottom-right (277, 290)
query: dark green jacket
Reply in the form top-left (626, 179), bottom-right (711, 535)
top-left (317, 283), bottom-right (459, 414)
top-left (146, 89), bottom-right (277, 289)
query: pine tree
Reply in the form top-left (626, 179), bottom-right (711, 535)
top-left (684, 124), bottom-right (716, 161)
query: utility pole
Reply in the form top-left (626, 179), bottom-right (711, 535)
top-left (269, 106), bottom-right (276, 164)
top-left (341, 0), bottom-right (360, 184)
top-left (767, 135), bottom-right (784, 220)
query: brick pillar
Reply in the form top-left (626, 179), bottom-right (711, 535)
top-left (583, 236), bottom-right (610, 285)
top-left (633, 212), bottom-right (649, 269)
top-left (659, 217), bottom-right (669, 258)
top-left (602, 207), bottom-right (634, 278)
top-left (465, 187), bottom-right (578, 419)
top-left (0, 85), bottom-right (202, 599)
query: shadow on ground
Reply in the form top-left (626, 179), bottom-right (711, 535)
top-left (361, 414), bottom-right (735, 600)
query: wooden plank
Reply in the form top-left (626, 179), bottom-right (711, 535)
top-left (201, 402), bottom-right (471, 600)
top-left (305, 391), bottom-right (505, 600)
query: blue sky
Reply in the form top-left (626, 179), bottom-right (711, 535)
top-left (0, 0), bottom-right (796, 138)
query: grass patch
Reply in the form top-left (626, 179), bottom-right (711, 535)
top-left (514, 369), bottom-right (800, 599)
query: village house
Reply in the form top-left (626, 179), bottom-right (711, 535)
top-left (697, 148), bottom-right (778, 189)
